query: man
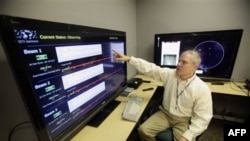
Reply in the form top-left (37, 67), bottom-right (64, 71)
top-left (113, 50), bottom-right (213, 141)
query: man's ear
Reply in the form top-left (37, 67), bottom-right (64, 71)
top-left (194, 64), bottom-right (199, 70)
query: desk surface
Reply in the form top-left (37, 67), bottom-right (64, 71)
top-left (205, 82), bottom-right (247, 96)
top-left (70, 75), bottom-right (248, 141)
top-left (71, 75), bottom-right (159, 141)
top-left (136, 74), bottom-right (248, 97)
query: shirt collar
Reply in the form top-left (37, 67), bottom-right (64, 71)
top-left (177, 73), bottom-right (196, 83)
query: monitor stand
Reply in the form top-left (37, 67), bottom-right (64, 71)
top-left (87, 100), bottom-right (120, 127)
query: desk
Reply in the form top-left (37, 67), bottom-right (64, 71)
top-left (137, 74), bottom-right (248, 97)
top-left (71, 75), bottom-right (160, 141)
top-left (206, 81), bottom-right (248, 97)
top-left (136, 75), bottom-right (250, 122)
top-left (202, 80), bottom-right (249, 122)
top-left (135, 74), bottom-right (248, 97)
top-left (71, 75), bottom-right (249, 140)
top-left (208, 82), bottom-right (249, 122)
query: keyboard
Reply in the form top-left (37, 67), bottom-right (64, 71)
top-left (122, 95), bottom-right (144, 122)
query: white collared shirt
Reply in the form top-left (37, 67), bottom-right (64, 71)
top-left (129, 56), bottom-right (213, 140)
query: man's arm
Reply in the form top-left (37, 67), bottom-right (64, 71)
top-left (113, 50), bottom-right (173, 83)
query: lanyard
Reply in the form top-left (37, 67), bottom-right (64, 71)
top-left (175, 76), bottom-right (196, 110)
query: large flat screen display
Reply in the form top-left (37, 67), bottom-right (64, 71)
top-left (0, 15), bottom-right (127, 141)
top-left (154, 29), bottom-right (243, 81)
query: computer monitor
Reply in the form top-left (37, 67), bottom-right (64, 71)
top-left (154, 29), bottom-right (243, 81)
top-left (0, 15), bottom-right (127, 141)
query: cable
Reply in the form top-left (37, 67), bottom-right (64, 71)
top-left (230, 80), bottom-right (249, 96)
top-left (8, 121), bottom-right (31, 141)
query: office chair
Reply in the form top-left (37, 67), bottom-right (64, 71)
top-left (156, 128), bottom-right (202, 141)
top-left (156, 128), bottom-right (173, 141)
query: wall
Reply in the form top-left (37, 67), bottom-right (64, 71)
top-left (0, 0), bottom-right (137, 141)
top-left (136, 0), bottom-right (250, 80)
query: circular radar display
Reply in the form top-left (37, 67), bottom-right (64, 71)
top-left (194, 41), bottom-right (224, 69)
